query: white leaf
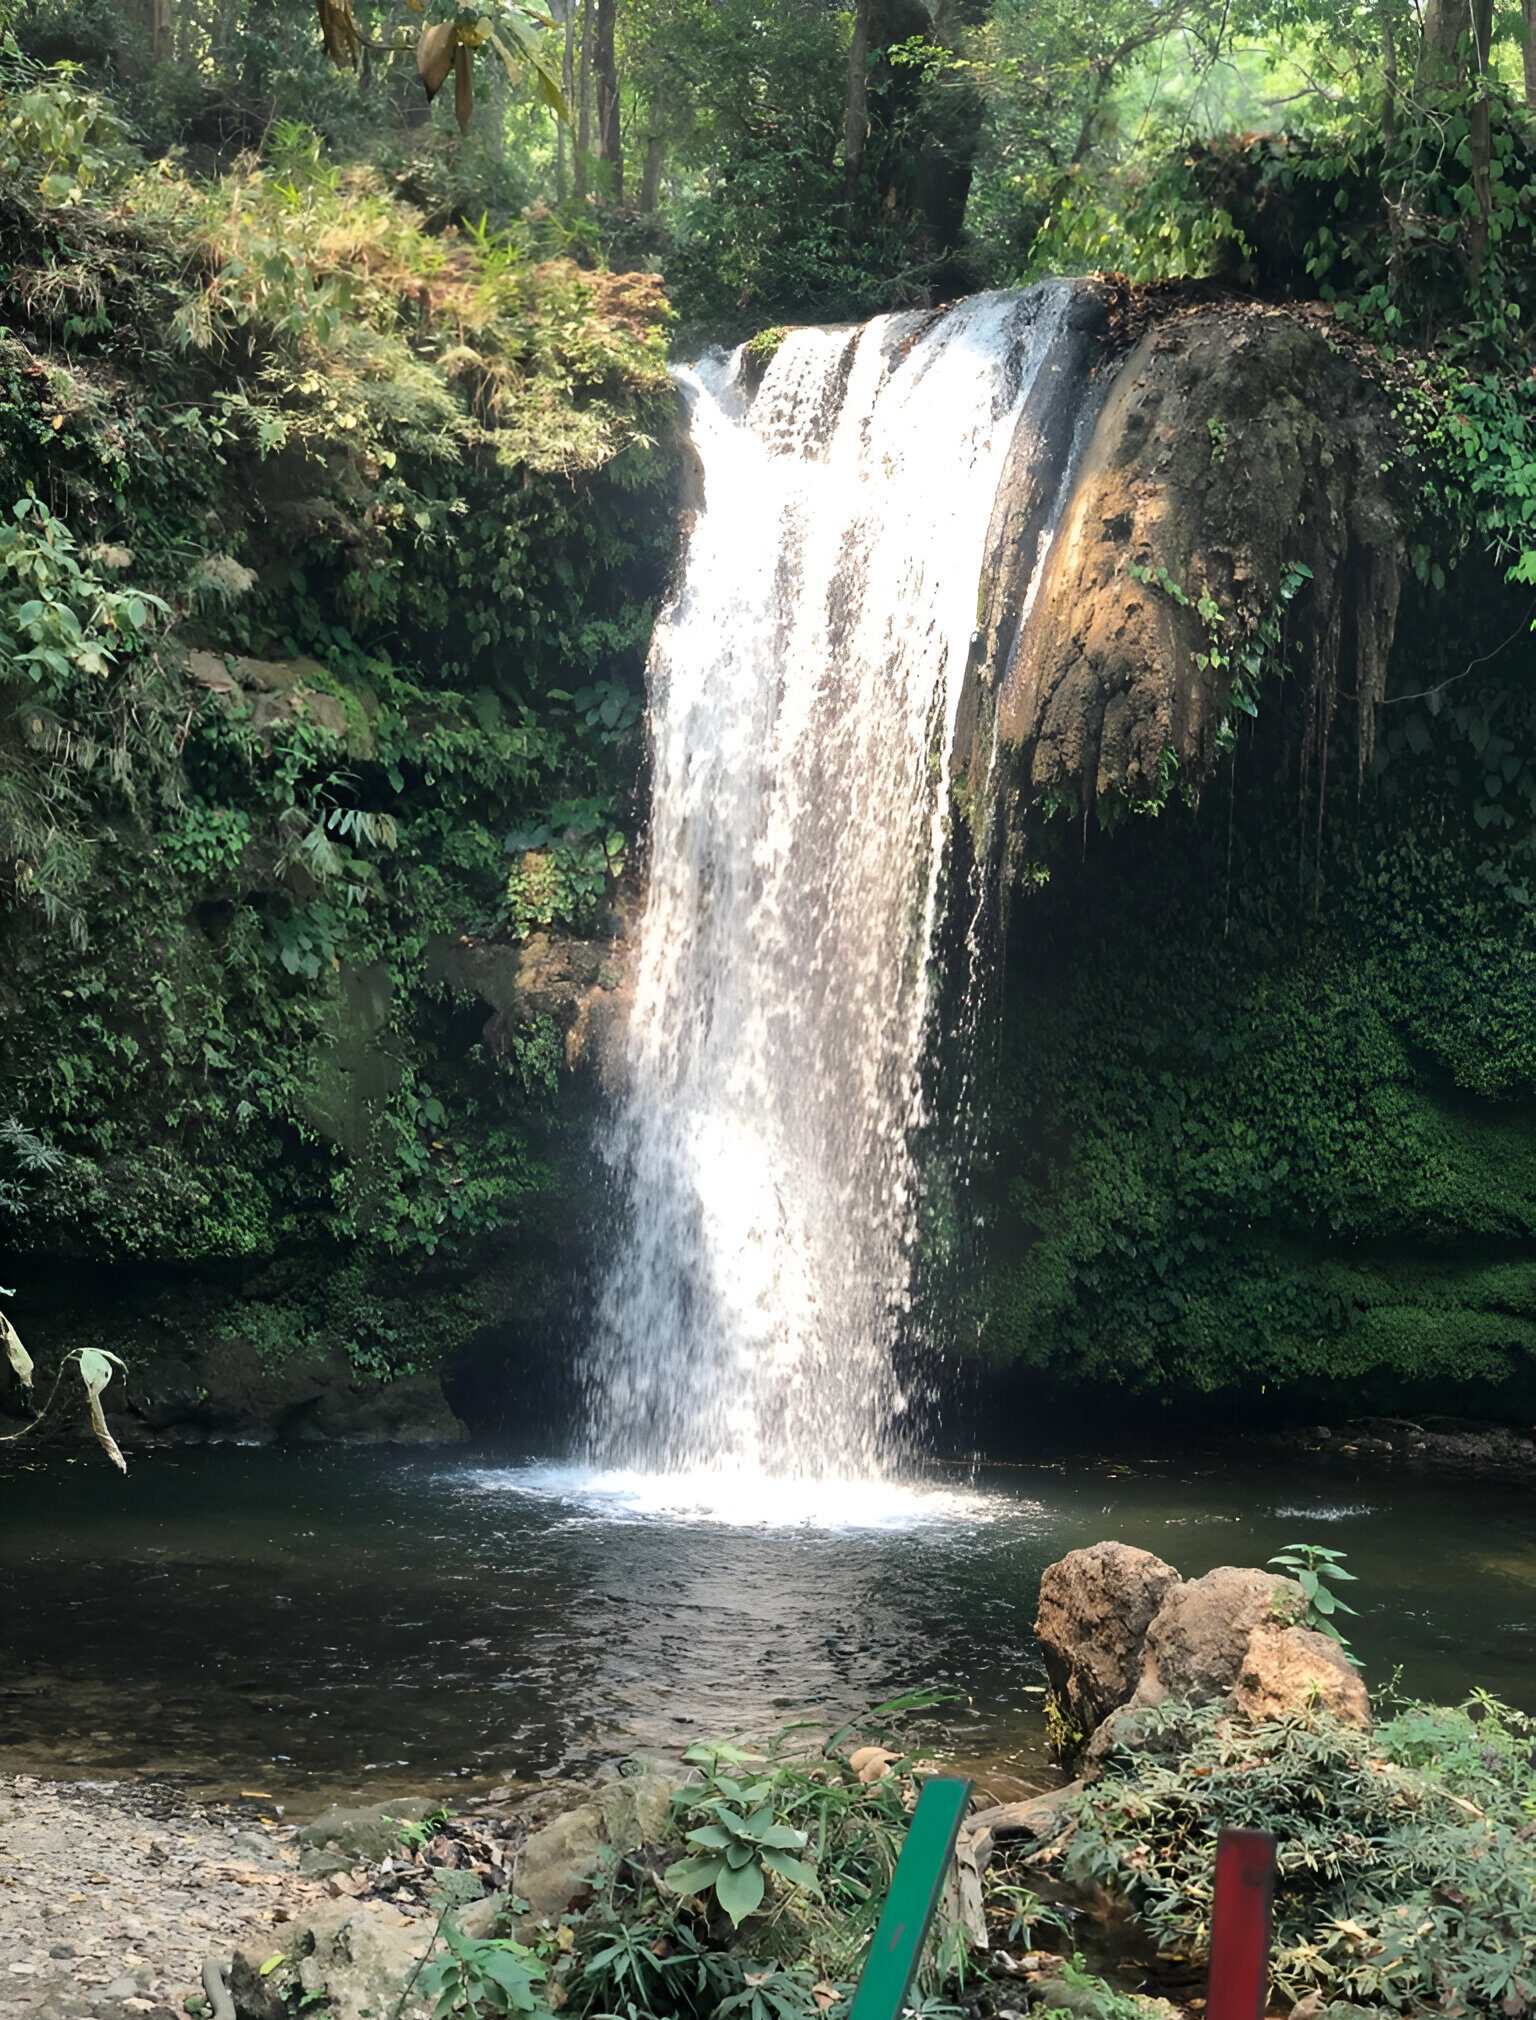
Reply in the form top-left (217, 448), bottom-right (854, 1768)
top-left (77, 1347), bottom-right (124, 1397)
top-left (76, 1349), bottom-right (127, 1472)
top-left (2, 1312), bottom-right (33, 1389)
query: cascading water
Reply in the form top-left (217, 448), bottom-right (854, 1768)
top-left (585, 285), bottom-right (1081, 1500)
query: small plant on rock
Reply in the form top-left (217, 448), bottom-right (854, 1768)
top-left (1267, 1543), bottom-right (1359, 1661)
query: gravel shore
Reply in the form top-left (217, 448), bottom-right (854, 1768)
top-left (0, 1777), bottom-right (324, 2020)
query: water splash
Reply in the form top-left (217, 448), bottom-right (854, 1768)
top-left (464, 1464), bottom-right (1003, 1531)
top-left (587, 287), bottom-right (1079, 1485)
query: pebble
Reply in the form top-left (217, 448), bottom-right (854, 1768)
top-left (0, 1776), bottom-right (326, 2020)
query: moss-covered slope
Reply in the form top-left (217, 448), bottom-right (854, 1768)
top-left (0, 54), bottom-right (680, 1434)
top-left (979, 557), bottom-right (1536, 1413)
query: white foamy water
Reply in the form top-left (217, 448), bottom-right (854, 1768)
top-left (463, 1464), bottom-right (1004, 1531)
top-left (584, 287), bottom-right (1078, 1487)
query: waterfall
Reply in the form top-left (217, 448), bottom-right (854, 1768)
top-left (586, 285), bottom-right (1082, 1492)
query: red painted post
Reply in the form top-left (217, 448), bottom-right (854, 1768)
top-left (1206, 1827), bottom-right (1277, 2020)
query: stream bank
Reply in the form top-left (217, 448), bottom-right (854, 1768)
top-left (0, 1778), bottom-right (313, 2020)
top-left (11, 1538), bottom-right (1533, 2020)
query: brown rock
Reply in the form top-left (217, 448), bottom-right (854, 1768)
top-left (1134, 1565), bottom-right (1305, 1707)
top-left (1035, 1542), bottom-right (1182, 1734)
top-left (1229, 1623), bottom-right (1370, 1727)
top-left (998, 306), bottom-right (1402, 806)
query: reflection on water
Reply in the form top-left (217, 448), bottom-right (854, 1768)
top-left (0, 1446), bottom-right (1531, 1813)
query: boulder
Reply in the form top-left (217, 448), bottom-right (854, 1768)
top-left (296, 1798), bottom-right (436, 1866)
top-left (597, 1770), bottom-right (676, 1851)
top-left (1083, 1700), bottom-right (1208, 1770)
top-left (516, 1802), bottom-right (607, 1918)
top-left (997, 304), bottom-right (1403, 806)
top-left (1229, 1623), bottom-right (1370, 1727)
top-left (231, 1904), bottom-right (435, 2020)
top-left (1133, 1565), bottom-right (1304, 1707)
top-left (1035, 1542), bottom-right (1182, 1734)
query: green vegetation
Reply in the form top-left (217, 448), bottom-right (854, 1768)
top-left (664, 1743), bottom-right (821, 1930)
top-left (1069, 1694), bottom-right (1536, 2017)
top-left (1268, 1545), bottom-right (1361, 1660)
top-left (361, 1695), bottom-right (1536, 2020)
top-left (981, 613), bottom-right (1536, 1407)
top-left (550, 1725), bottom-right (954, 2020)
top-left (420, 1921), bottom-right (548, 2020)
top-left (0, 20), bottom-right (677, 1392)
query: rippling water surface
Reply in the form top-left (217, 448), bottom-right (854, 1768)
top-left (1, 1446), bottom-right (1531, 1814)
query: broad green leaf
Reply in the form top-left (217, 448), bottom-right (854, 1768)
top-left (664, 1854), bottom-right (724, 1895)
top-left (757, 1823), bottom-right (809, 1850)
top-left (686, 1824), bottom-right (734, 1850)
top-left (760, 1848), bottom-right (820, 1890)
top-left (713, 1856), bottom-right (765, 1927)
top-left (725, 1840), bottom-right (755, 1869)
top-left (488, 17), bottom-right (568, 118)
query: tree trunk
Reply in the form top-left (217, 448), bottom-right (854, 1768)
top-left (1419, 2), bottom-right (1494, 273)
top-left (557, 4), bottom-right (575, 201)
top-left (1523, 0), bottom-right (1536, 108)
top-left (639, 112), bottom-right (666, 211)
top-left (1380, 3), bottom-right (1398, 144)
top-left (1419, 0), bottom-right (1491, 78)
top-left (841, 0), bottom-right (873, 207)
top-left (594, 0), bottom-right (622, 202)
top-left (576, 0), bottom-right (592, 199)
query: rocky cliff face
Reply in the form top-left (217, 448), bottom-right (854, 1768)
top-left (968, 290), bottom-right (1404, 817)
top-left (968, 292), bottom-right (1536, 1419)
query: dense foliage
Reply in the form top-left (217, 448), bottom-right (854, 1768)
top-left (298, 1698), bottom-right (1536, 2020)
top-left (1070, 1695), bottom-right (1536, 2017)
top-left (0, 33), bottom-right (677, 1381)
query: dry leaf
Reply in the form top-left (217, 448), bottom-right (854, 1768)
top-left (417, 21), bottom-right (457, 99)
top-left (2, 1312), bottom-right (33, 1390)
top-left (77, 1347), bottom-right (128, 1473)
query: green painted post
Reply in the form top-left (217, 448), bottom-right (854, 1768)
top-left (849, 1775), bottom-right (973, 2020)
